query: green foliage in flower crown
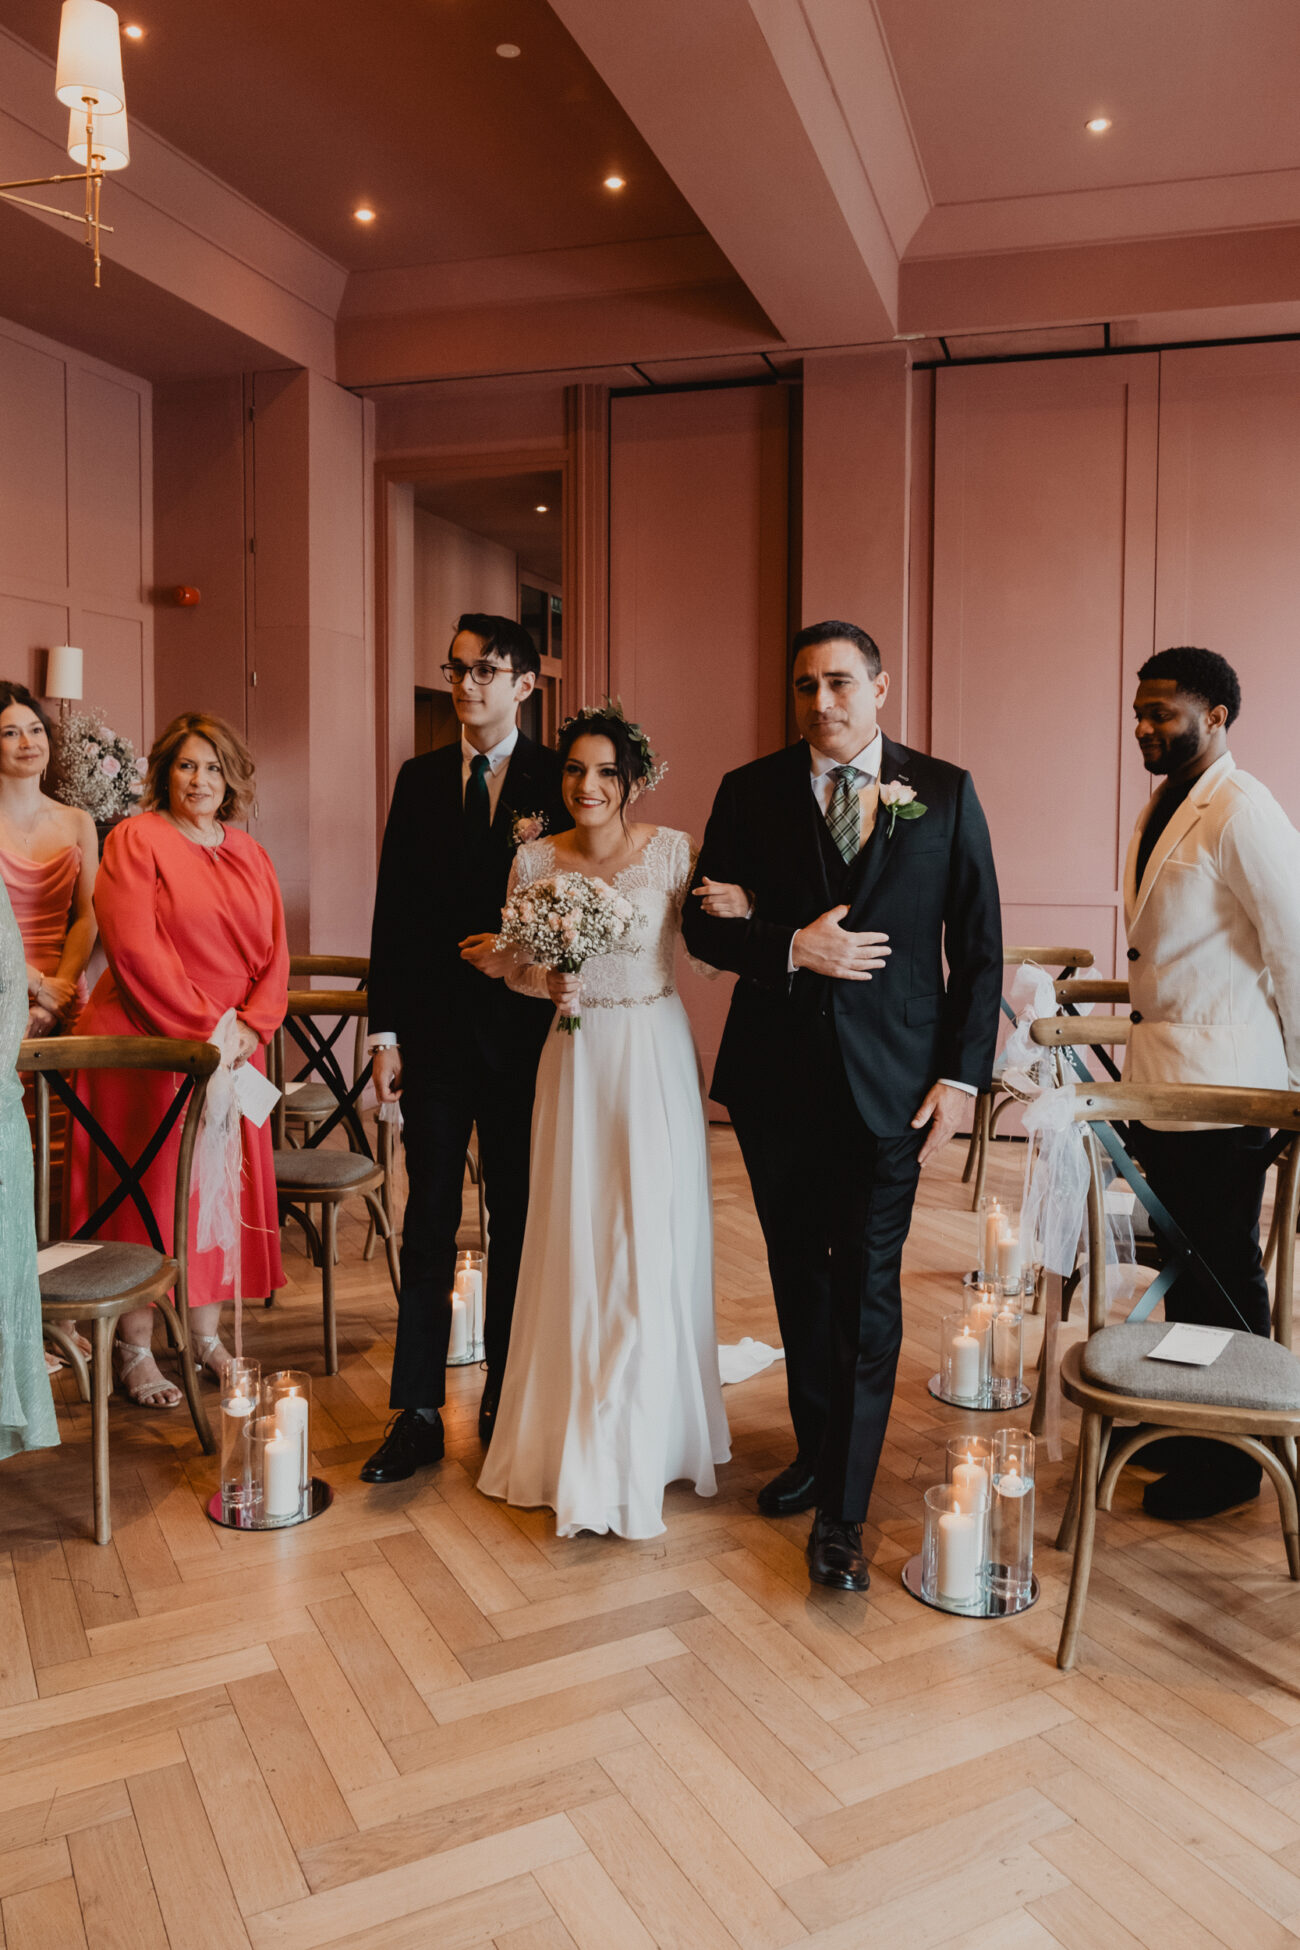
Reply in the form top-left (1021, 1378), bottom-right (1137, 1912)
top-left (557, 697), bottom-right (667, 791)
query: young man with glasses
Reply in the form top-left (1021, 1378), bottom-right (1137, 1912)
top-left (362, 613), bottom-right (569, 1480)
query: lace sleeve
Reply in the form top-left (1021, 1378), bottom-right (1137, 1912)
top-left (502, 843), bottom-right (553, 1001)
top-left (672, 831), bottom-right (721, 982)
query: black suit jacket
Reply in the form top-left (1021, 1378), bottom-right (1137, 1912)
top-left (681, 736), bottom-right (1003, 1136)
top-left (368, 734), bottom-right (570, 1073)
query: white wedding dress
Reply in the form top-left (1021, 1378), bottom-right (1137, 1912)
top-left (477, 827), bottom-right (730, 1539)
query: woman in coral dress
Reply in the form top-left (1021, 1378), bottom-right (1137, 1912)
top-left (68, 713), bottom-right (289, 1408)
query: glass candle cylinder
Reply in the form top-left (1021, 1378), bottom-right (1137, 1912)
top-left (945, 1435), bottom-right (993, 1515)
top-left (989, 1428), bottom-right (1036, 1606)
top-left (218, 1356), bottom-right (260, 1520)
top-left (995, 1211), bottom-right (1023, 1297)
top-left (251, 1414), bottom-right (302, 1524)
top-left (454, 1248), bottom-right (486, 1362)
top-left (990, 1300), bottom-right (1024, 1407)
top-left (940, 1310), bottom-right (990, 1406)
top-left (977, 1193), bottom-right (1002, 1284)
top-left (922, 1483), bottom-right (988, 1610)
top-left (966, 1281), bottom-right (1000, 1339)
top-left (261, 1371), bottom-right (311, 1517)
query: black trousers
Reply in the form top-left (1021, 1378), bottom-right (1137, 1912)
top-left (1132, 1122), bottom-right (1273, 1339)
top-left (388, 1048), bottom-right (539, 1410)
top-left (731, 1024), bottom-right (924, 1524)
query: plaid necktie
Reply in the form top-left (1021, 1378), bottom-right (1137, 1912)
top-left (464, 753), bottom-right (491, 841)
top-left (826, 765), bottom-right (867, 863)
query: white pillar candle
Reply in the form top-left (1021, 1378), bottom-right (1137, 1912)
top-left (997, 1224), bottom-right (1022, 1288)
top-left (950, 1325), bottom-right (981, 1397)
top-left (937, 1508), bottom-right (980, 1600)
top-left (982, 1200), bottom-right (1003, 1281)
top-left (968, 1293), bottom-right (998, 1335)
top-left (263, 1429), bottom-right (300, 1518)
top-left (453, 1268), bottom-right (483, 1346)
top-left (951, 1452), bottom-right (989, 1514)
top-left (448, 1293), bottom-right (468, 1360)
top-left (999, 1466), bottom-right (1025, 1498)
top-left (222, 1392), bottom-right (253, 1429)
top-left (274, 1390), bottom-right (310, 1493)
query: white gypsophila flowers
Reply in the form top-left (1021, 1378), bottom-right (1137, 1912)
top-left (497, 870), bottom-right (644, 1033)
top-left (51, 709), bottom-right (143, 823)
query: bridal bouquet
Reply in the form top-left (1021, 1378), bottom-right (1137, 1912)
top-left (498, 872), bottom-right (643, 1034)
top-left (52, 709), bottom-right (146, 824)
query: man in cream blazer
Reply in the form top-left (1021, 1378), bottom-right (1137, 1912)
top-left (1124, 645), bottom-right (1300, 1520)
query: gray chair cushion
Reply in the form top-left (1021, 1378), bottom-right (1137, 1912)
top-left (1080, 1321), bottom-right (1300, 1411)
top-left (283, 1084), bottom-right (336, 1120)
top-left (274, 1148), bottom-right (379, 1192)
top-left (40, 1242), bottom-right (167, 1304)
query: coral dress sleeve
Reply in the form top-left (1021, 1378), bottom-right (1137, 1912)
top-left (236, 847), bottom-right (290, 1045)
top-left (95, 822), bottom-right (229, 1039)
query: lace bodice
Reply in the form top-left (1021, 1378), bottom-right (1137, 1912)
top-left (504, 828), bottom-right (701, 1006)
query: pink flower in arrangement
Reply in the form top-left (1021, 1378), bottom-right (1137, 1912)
top-left (547, 913), bottom-right (562, 931)
top-left (128, 780), bottom-right (143, 796)
top-left (135, 756), bottom-right (148, 776)
top-left (100, 755), bottom-right (121, 777)
top-left (612, 896), bottom-right (634, 920)
top-left (98, 725), bottom-right (113, 741)
top-left (520, 901), bottom-right (536, 924)
top-left (82, 739), bottom-right (98, 756)
top-left (560, 917), bottom-right (578, 939)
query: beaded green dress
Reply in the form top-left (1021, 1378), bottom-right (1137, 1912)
top-left (0, 877), bottom-right (57, 1458)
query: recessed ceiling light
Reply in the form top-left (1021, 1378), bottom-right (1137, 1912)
top-left (122, 21), bottom-right (144, 37)
top-left (535, 504), bottom-right (549, 513)
top-left (496, 42), bottom-right (521, 57)
top-left (353, 206), bottom-right (376, 224)
top-left (1085, 116), bottom-right (1112, 134)
top-left (604, 175), bottom-right (626, 191)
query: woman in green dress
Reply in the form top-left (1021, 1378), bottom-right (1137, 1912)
top-left (0, 875), bottom-right (57, 1458)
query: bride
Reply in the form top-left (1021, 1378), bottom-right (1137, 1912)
top-left (477, 705), bottom-right (739, 1539)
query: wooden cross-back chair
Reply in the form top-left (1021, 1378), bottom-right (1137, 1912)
top-left (271, 986), bottom-right (399, 1374)
top-left (20, 1034), bottom-right (219, 1544)
top-left (1054, 1080), bottom-right (1300, 1670)
top-left (962, 945), bottom-right (1096, 1209)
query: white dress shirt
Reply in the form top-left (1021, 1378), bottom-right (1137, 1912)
top-left (796, 732), bottom-right (974, 1097)
top-left (369, 727), bottom-right (520, 1052)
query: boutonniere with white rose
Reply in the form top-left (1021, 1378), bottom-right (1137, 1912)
top-left (510, 811), bottom-right (549, 849)
top-left (879, 780), bottom-right (928, 838)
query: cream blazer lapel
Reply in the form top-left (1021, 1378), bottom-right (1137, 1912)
top-left (1126, 752), bottom-right (1236, 929)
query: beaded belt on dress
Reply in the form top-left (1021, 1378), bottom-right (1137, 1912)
top-left (582, 984), bottom-right (676, 1009)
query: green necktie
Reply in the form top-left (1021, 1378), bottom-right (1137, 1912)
top-left (464, 753), bottom-right (491, 842)
top-left (826, 765), bottom-right (866, 864)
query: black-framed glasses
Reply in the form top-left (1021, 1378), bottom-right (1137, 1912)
top-left (440, 658), bottom-right (514, 687)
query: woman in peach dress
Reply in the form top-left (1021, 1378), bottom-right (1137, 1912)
top-left (0, 682), bottom-right (98, 1037)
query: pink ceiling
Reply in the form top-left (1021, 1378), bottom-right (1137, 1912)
top-left (876, 0), bottom-right (1300, 208)
top-left (0, 0), bottom-right (705, 269)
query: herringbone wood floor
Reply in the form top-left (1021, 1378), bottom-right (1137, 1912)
top-left (4, 1131), bottom-right (1300, 1950)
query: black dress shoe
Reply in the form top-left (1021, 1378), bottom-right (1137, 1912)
top-left (478, 1371), bottom-right (503, 1447)
top-left (360, 1410), bottom-right (444, 1483)
top-left (806, 1512), bottom-right (870, 1592)
top-left (1143, 1455), bottom-right (1262, 1522)
top-left (757, 1456), bottom-right (818, 1517)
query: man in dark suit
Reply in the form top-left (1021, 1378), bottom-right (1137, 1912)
top-left (683, 620), bottom-right (1002, 1589)
top-left (361, 613), bottom-right (569, 1482)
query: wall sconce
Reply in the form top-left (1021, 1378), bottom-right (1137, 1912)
top-left (0, 1), bottom-right (131, 287)
top-left (45, 643), bottom-right (84, 720)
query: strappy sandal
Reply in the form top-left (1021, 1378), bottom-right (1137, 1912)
top-left (113, 1341), bottom-right (183, 1409)
top-left (191, 1333), bottom-right (235, 1383)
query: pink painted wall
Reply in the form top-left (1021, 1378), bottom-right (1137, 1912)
top-left (153, 376), bottom-right (249, 738)
top-left (1153, 340), bottom-right (1300, 828)
top-left (930, 355), bottom-right (1161, 984)
top-left (610, 384), bottom-right (789, 1097)
top-left (801, 348), bottom-right (913, 741)
top-left (0, 315), bottom-right (153, 755)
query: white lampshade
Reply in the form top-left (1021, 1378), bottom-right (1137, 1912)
top-left (67, 103), bottom-right (129, 170)
top-left (45, 645), bottom-right (84, 701)
top-left (55, 0), bottom-right (126, 114)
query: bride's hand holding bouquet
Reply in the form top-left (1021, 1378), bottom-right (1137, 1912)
top-left (498, 870), bottom-right (644, 1033)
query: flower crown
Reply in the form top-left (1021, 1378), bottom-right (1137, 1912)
top-left (557, 697), bottom-right (668, 792)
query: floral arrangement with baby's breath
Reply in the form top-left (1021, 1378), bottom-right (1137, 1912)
top-left (51, 709), bottom-right (146, 822)
top-left (498, 870), bottom-right (644, 1034)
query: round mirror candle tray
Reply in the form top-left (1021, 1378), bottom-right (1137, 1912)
top-left (902, 1428), bottom-right (1038, 1618)
top-left (931, 1287), bottom-right (1030, 1410)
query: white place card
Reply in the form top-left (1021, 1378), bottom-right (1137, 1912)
top-left (233, 1063), bottom-right (281, 1128)
top-left (37, 1242), bottom-right (103, 1272)
top-left (1146, 1324), bottom-right (1234, 1367)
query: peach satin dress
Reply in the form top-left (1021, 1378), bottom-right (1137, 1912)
top-left (0, 844), bottom-right (88, 1029)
